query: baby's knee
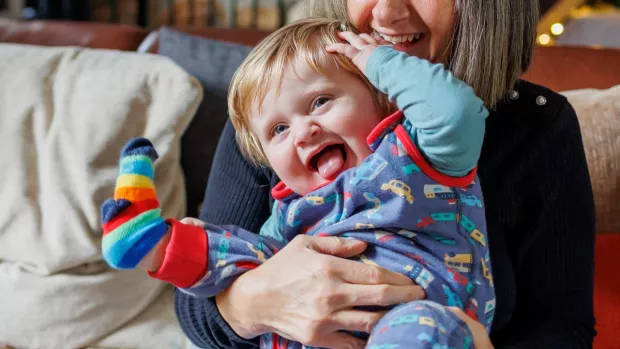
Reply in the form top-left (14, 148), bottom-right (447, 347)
top-left (367, 301), bottom-right (473, 349)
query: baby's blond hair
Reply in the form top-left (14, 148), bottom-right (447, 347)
top-left (228, 18), bottom-right (394, 166)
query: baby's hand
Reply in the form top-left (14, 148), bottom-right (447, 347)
top-left (326, 31), bottom-right (381, 74)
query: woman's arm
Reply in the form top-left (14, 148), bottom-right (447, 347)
top-left (494, 101), bottom-right (596, 348)
top-left (175, 120), bottom-right (271, 349)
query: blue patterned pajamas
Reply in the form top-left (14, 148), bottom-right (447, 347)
top-left (178, 111), bottom-right (495, 349)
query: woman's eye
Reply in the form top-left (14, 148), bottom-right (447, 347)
top-left (272, 124), bottom-right (289, 136)
top-left (313, 96), bottom-right (330, 110)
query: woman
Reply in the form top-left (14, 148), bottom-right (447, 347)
top-left (175, 1), bottom-right (596, 348)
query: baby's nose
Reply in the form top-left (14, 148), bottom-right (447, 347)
top-left (294, 123), bottom-right (321, 146)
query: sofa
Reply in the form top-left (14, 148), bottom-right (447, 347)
top-left (0, 18), bottom-right (618, 349)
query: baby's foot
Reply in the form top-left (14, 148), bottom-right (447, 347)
top-left (101, 138), bottom-right (169, 269)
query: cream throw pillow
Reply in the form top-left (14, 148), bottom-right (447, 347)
top-left (562, 85), bottom-right (620, 233)
top-left (0, 43), bottom-right (202, 349)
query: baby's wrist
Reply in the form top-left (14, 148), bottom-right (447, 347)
top-left (137, 225), bottom-right (172, 272)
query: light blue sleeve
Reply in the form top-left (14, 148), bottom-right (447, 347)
top-left (365, 46), bottom-right (489, 177)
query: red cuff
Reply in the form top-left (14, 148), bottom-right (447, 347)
top-left (147, 218), bottom-right (208, 288)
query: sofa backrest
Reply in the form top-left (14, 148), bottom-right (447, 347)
top-left (0, 18), bottom-right (148, 50)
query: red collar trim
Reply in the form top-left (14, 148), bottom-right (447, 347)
top-left (394, 125), bottom-right (477, 187)
top-left (366, 110), bottom-right (404, 145)
top-left (271, 181), bottom-right (293, 200)
top-left (271, 180), bottom-right (334, 200)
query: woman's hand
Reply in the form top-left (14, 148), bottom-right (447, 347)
top-left (216, 234), bottom-right (426, 349)
top-left (326, 31), bottom-right (381, 73)
top-left (446, 307), bottom-right (495, 349)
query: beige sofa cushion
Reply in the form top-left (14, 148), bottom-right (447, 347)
top-left (562, 85), bottom-right (620, 233)
top-left (0, 43), bottom-right (202, 349)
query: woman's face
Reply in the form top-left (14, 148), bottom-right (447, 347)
top-left (348, 0), bottom-right (456, 63)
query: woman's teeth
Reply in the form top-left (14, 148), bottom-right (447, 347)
top-left (376, 33), bottom-right (421, 44)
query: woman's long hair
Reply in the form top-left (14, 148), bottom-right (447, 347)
top-left (305, 0), bottom-right (540, 109)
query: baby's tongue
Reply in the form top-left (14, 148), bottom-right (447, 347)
top-left (316, 146), bottom-right (345, 180)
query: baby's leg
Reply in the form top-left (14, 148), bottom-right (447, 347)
top-left (366, 300), bottom-right (473, 349)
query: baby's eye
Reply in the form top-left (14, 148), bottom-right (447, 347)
top-left (272, 124), bottom-right (289, 136)
top-left (312, 96), bottom-right (330, 110)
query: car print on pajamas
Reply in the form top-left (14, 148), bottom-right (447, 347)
top-left (442, 284), bottom-right (464, 308)
top-left (305, 196), bottom-right (325, 205)
top-left (404, 264), bottom-right (435, 288)
top-left (390, 135), bottom-right (408, 157)
top-left (417, 216), bottom-right (435, 228)
top-left (444, 252), bottom-right (472, 273)
top-left (461, 194), bottom-right (483, 207)
top-left (431, 212), bottom-right (456, 222)
top-left (367, 345), bottom-right (398, 349)
top-left (460, 214), bottom-right (476, 233)
top-left (469, 229), bottom-right (487, 246)
top-left (350, 154), bottom-right (388, 186)
top-left (465, 299), bottom-right (479, 321)
top-left (481, 258), bottom-right (493, 287)
top-left (375, 231), bottom-right (396, 243)
top-left (355, 223), bottom-right (375, 230)
top-left (286, 199), bottom-right (303, 227)
top-left (396, 229), bottom-right (417, 239)
top-left (381, 179), bottom-right (414, 204)
top-left (363, 192), bottom-right (383, 219)
top-left (484, 298), bottom-right (496, 328)
top-left (216, 233), bottom-right (231, 260)
top-left (424, 184), bottom-right (457, 200)
top-left (402, 163), bottom-right (421, 175)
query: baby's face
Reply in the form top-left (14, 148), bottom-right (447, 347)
top-left (250, 59), bottom-right (383, 195)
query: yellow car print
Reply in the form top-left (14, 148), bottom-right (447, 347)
top-left (305, 196), bottom-right (325, 205)
top-left (381, 179), bottom-right (414, 204)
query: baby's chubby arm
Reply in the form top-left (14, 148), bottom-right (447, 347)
top-left (327, 32), bottom-right (488, 176)
top-left (101, 138), bottom-right (283, 297)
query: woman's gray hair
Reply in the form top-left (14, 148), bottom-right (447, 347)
top-left (305, 0), bottom-right (540, 109)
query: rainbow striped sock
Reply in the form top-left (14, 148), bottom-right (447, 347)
top-left (101, 138), bottom-right (169, 269)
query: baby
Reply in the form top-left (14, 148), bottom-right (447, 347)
top-left (101, 18), bottom-right (493, 349)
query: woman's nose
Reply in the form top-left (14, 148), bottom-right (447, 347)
top-left (372, 0), bottom-right (410, 27)
top-left (294, 123), bottom-right (321, 147)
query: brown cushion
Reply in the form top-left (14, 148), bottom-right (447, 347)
top-left (0, 18), bottom-right (147, 50)
top-left (562, 85), bottom-right (620, 233)
top-left (524, 46), bottom-right (620, 92)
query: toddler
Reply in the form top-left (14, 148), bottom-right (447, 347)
top-left (101, 18), bottom-right (493, 349)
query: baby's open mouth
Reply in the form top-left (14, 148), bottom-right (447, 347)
top-left (309, 144), bottom-right (347, 180)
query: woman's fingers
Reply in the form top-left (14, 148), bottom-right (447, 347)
top-left (343, 283), bottom-right (426, 307)
top-left (336, 257), bottom-right (413, 286)
top-left (327, 310), bottom-right (387, 334)
top-left (295, 235), bottom-right (368, 258)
